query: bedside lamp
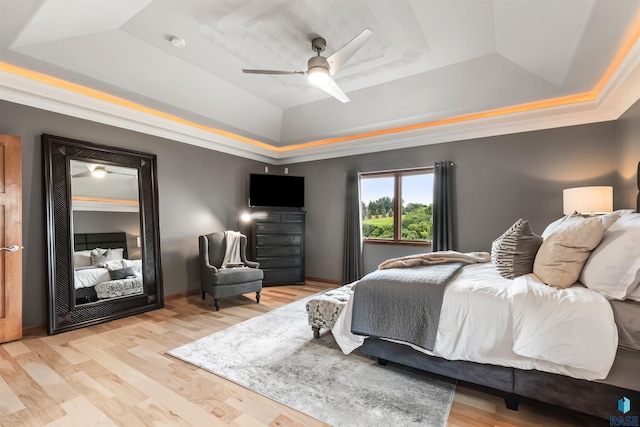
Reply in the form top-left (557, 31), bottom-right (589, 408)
top-left (563, 186), bottom-right (613, 215)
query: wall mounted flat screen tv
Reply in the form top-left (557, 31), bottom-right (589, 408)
top-left (249, 173), bottom-right (305, 208)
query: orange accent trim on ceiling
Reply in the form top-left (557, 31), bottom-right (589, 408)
top-left (1, 8), bottom-right (639, 154)
top-left (0, 62), bottom-right (273, 151)
top-left (276, 92), bottom-right (597, 152)
top-left (72, 196), bottom-right (139, 205)
top-left (279, 9), bottom-right (640, 153)
top-left (593, 8), bottom-right (640, 95)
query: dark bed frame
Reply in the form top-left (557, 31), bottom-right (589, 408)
top-left (73, 232), bottom-right (129, 304)
top-left (360, 162), bottom-right (640, 420)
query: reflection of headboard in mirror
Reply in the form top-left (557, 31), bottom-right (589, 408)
top-left (74, 232), bottom-right (129, 260)
top-left (43, 133), bottom-right (163, 335)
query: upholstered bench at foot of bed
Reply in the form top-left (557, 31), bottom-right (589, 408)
top-left (305, 283), bottom-right (355, 338)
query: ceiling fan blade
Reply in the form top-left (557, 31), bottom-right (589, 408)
top-left (316, 76), bottom-right (350, 103)
top-left (327, 28), bottom-right (373, 76)
top-left (71, 170), bottom-right (92, 178)
top-left (242, 69), bottom-right (305, 75)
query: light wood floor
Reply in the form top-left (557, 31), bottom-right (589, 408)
top-left (1, 282), bottom-right (603, 426)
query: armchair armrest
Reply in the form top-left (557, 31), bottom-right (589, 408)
top-left (244, 260), bottom-right (260, 269)
top-left (239, 236), bottom-right (259, 268)
top-left (203, 260), bottom-right (218, 275)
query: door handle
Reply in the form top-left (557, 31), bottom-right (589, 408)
top-left (0, 245), bottom-right (21, 252)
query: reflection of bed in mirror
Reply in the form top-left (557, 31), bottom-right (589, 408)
top-left (73, 232), bottom-right (143, 305)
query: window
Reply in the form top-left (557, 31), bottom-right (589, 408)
top-left (360, 168), bottom-right (433, 244)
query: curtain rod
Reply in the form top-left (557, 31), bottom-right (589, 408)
top-left (359, 163), bottom-right (454, 176)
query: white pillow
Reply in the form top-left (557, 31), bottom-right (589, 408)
top-left (89, 247), bottom-right (124, 264)
top-left (123, 259), bottom-right (143, 276)
top-left (580, 212), bottom-right (640, 300)
top-left (73, 250), bottom-right (92, 268)
top-left (99, 259), bottom-right (127, 271)
top-left (102, 247), bottom-right (124, 260)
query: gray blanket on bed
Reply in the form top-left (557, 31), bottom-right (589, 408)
top-left (351, 262), bottom-right (464, 351)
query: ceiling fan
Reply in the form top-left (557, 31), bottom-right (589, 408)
top-left (242, 28), bottom-right (373, 103)
top-left (72, 165), bottom-right (136, 178)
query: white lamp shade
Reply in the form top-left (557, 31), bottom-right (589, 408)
top-left (563, 186), bottom-right (613, 214)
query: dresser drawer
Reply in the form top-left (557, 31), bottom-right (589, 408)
top-left (256, 234), bottom-right (302, 245)
top-left (254, 212), bottom-right (281, 222)
top-left (281, 214), bottom-right (304, 223)
top-left (247, 209), bottom-right (305, 287)
top-left (257, 257), bottom-right (302, 269)
top-left (256, 223), bottom-right (302, 234)
top-left (257, 246), bottom-right (302, 257)
top-left (263, 268), bottom-right (304, 284)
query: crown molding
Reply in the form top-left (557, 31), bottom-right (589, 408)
top-left (1, 37), bottom-right (639, 166)
top-left (0, 69), bottom-right (277, 163)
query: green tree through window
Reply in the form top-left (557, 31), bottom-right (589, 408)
top-left (360, 169), bottom-right (433, 243)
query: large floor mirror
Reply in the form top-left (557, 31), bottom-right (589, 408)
top-left (43, 134), bottom-right (163, 335)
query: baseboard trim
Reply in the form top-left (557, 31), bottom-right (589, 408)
top-left (305, 276), bottom-right (342, 285)
top-left (23, 323), bottom-right (46, 336)
top-left (22, 290), bottom-right (205, 335)
top-left (165, 289), bottom-right (201, 302)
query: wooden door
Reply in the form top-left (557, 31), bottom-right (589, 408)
top-left (0, 135), bottom-right (22, 343)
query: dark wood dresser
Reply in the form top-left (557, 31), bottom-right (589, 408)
top-left (244, 208), bottom-right (305, 286)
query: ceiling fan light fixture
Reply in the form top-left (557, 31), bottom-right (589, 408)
top-left (92, 165), bottom-right (107, 178)
top-left (243, 29), bottom-right (372, 102)
top-left (308, 66), bottom-right (330, 86)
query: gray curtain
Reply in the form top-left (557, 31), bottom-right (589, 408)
top-left (343, 169), bottom-right (363, 283)
top-left (433, 161), bottom-right (455, 252)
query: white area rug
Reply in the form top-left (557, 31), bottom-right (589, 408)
top-left (168, 295), bottom-right (456, 427)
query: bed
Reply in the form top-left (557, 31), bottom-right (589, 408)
top-left (333, 164), bottom-right (640, 420)
top-left (73, 232), bottom-right (144, 304)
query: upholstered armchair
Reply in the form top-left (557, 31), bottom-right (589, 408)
top-left (199, 231), bottom-right (263, 311)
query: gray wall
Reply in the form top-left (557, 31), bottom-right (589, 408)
top-left (288, 120), bottom-right (622, 280)
top-left (1, 97), bottom-right (638, 327)
top-left (1, 100), bottom-right (266, 327)
top-left (615, 100), bottom-right (640, 209)
top-left (73, 211), bottom-right (142, 260)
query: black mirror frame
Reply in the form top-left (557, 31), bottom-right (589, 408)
top-left (42, 134), bottom-right (164, 335)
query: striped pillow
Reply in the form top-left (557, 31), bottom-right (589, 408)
top-left (491, 219), bottom-right (543, 279)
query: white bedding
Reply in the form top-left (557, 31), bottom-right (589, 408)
top-left (74, 259), bottom-right (143, 290)
top-left (332, 263), bottom-right (618, 380)
top-left (74, 267), bottom-right (111, 289)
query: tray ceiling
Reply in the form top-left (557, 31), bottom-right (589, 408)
top-left (1, 0), bottom-right (640, 163)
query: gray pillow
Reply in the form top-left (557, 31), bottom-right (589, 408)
top-left (108, 266), bottom-right (136, 280)
top-left (90, 248), bottom-right (117, 265)
top-left (491, 219), bottom-right (543, 279)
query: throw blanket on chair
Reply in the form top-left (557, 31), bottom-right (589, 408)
top-left (353, 252), bottom-right (490, 351)
top-left (378, 250), bottom-right (490, 269)
top-left (222, 231), bottom-right (243, 267)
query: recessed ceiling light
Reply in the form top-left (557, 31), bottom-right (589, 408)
top-left (169, 36), bottom-right (186, 48)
